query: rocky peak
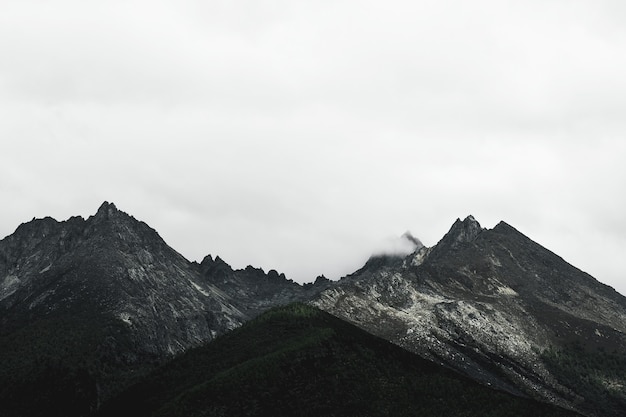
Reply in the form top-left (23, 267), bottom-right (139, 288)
top-left (84, 202), bottom-right (170, 257)
top-left (314, 275), bottom-right (331, 285)
top-left (200, 254), bottom-right (232, 271)
top-left (89, 201), bottom-right (136, 228)
top-left (454, 215), bottom-right (482, 241)
top-left (437, 215), bottom-right (483, 250)
top-left (350, 232), bottom-right (426, 277)
top-left (267, 269), bottom-right (287, 281)
top-left (401, 231), bottom-right (424, 250)
top-left (313, 216), bottom-right (626, 416)
top-left (9, 217), bottom-right (61, 242)
top-left (492, 220), bottom-right (520, 235)
top-left (95, 201), bottom-right (118, 218)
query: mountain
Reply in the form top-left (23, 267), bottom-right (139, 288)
top-left (97, 303), bottom-right (581, 417)
top-left (2, 203), bottom-right (625, 416)
top-left (1, 202), bottom-right (246, 352)
top-left (313, 215), bottom-right (626, 417)
top-left (0, 202), bottom-right (327, 416)
top-left (197, 255), bottom-right (330, 319)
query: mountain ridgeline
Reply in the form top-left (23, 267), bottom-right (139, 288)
top-left (315, 216), bottom-right (626, 417)
top-left (0, 202), bottom-right (329, 416)
top-left (1, 202), bottom-right (625, 417)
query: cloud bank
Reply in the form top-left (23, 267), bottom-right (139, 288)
top-left (1, 1), bottom-right (625, 294)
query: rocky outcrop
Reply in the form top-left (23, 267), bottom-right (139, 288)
top-left (313, 216), bottom-right (626, 417)
top-left (1, 202), bottom-right (243, 358)
top-left (0, 202), bottom-right (329, 359)
top-left (2, 204), bottom-right (625, 416)
top-left (196, 256), bottom-right (331, 319)
top-left (0, 202), bottom-right (334, 415)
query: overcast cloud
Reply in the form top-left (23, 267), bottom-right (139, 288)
top-left (1, 0), bottom-right (625, 294)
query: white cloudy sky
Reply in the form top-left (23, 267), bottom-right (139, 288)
top-left (1, 0), bottom-right (625, 294)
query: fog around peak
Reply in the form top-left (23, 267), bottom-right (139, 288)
top-left (372, 232), bottom-right (423, 257)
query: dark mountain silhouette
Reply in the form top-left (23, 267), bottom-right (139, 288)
top-left (0, 202), bottom-right (327, 416)
top-left (314, 216), bottom-right (626, 417)
top-left (1, 204), bottom-right (624, 416)
top-left (97, 303), bottom-right (581, 417)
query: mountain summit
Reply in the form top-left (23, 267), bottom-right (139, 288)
top-left (0, 202), bottom-right (329, 416)
top-left (314, 216), bottom-right (626, 417)
top-left (401, 231), bottom-right (424, 249)
top-left (1, 205), bottom-right (625, 417)
top-left (429, 214), bottom-right (484, 256)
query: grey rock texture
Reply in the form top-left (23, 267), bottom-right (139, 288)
top-left (0, 202), bottom-right (327, 360)
top-left (196, 255), bottom-right (330, 319)
top-left (313, 216), bottom-right (626, 417)
top-left (2, 204), bottom-right (624, 416)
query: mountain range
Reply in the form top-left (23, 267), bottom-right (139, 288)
top-left (1, 202), bottom-right (625, 416)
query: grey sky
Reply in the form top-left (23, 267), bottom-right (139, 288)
top-left (1, 1), bottom-right (625, 294)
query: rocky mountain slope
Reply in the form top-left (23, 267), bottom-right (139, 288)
top-left (313, 216), bottom-right (626, 417)
top-left (97, 303), bottom-right (581, 417)
top-left (1, 203), bottom-right (624, 416)
top-left (0, 202), bottom-right (328, 416)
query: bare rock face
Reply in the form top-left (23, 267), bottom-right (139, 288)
top-left (3, 204), bottom-right (625, 417)
top-left (313, 216), bottom-right (626, 417)
top-left (197, 256), bottom-right (330, 319)
top-left (0, 202), bottom-right (331, 416)
top-left (0, 202), bottom-right (332, 358)
top-left (0, 202), bottom-right (246, 359)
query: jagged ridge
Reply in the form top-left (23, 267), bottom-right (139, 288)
top-left (1, 205), bottom-right (625, 417)
top-left (0, 202), bottom-right (330, 416)
top-left (313, 215), bottom-right (626, 417)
